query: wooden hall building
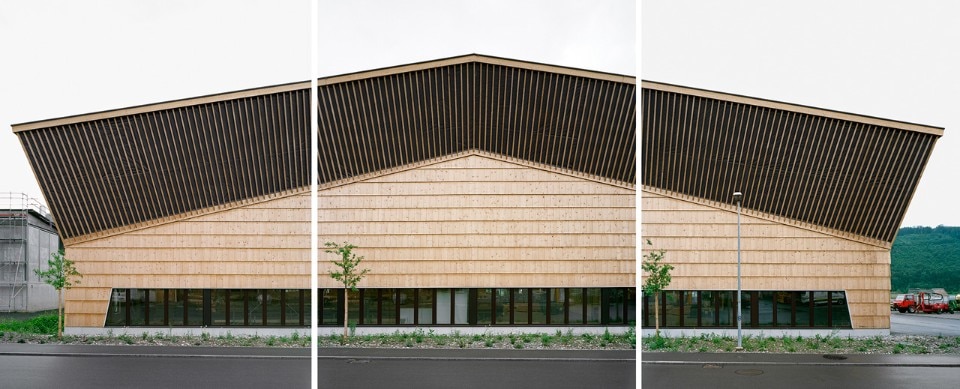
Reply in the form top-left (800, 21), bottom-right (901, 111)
top-left (12, 55), bottom-right (637, 333)
top-left (640, 81), bottom-right (942, 336)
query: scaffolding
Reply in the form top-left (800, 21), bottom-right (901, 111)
top-left (0, 192), bottom-right (55, 312)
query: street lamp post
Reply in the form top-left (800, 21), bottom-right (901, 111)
top-left (733, 191), bottom-right (743, 351)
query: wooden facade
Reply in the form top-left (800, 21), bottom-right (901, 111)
top-left (65, 193), bottom-right (310, 327)
top-left (318, 153), bottom-right (636, 289)
top-left (640, 81), bottom-right (942, 330)
top-left (642, 190), bottom-right (890, 329)
top-left (12, 55), bottom-right (637, 328)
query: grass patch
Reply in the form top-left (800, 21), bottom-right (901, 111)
top-left (0, 314), bottom-right (58, 335)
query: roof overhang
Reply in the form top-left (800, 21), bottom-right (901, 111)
top-left (14, 55), bottom-right (637, 242)
top-left (641, 81), bottom-right (942, 244)
top-left (643, 80), bottom-right (943, 137)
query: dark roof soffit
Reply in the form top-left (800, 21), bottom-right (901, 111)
top-left (643, 80), bottom-right (944, 136)
top-left (12, 55), bottom-right (635, 133)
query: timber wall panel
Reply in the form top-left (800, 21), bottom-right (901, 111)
top-left (64, 194), bottom-right (309, 327)
top-left (642, 190), bottom-right (891, 329)
top-left (318, 155), bottom-right (636, 289)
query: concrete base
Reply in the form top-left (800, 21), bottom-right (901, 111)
top-left (641, 328), bottom-right (889, 338)
top-left (65, 326), bottom-right (633, 337)
top-left (65, 327), bottom-right (309, 337)
top-left (318, 326), bottom-right (633, 336)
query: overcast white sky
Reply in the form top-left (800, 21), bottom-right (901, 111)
top-left (0, 0), bottom-right (634, 212)
top-left (642, 1), bottom-right (960, 227)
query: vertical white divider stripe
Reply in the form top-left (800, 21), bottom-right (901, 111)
top-left (310, 1), bottom-right (319, 388)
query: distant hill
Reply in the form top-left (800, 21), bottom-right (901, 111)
top-left (891, 226), bottom-right (960, 293)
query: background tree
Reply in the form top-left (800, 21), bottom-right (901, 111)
top-left (325, 242), bottom-right (369, 341)
top-left (641, 239), bottom-right (672, 337)
top-left (34, 250), bottom-right (81, 339)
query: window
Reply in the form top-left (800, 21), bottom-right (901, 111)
top-left (476, 288), bottom-right (493, 325)
top-left (454, 288), bottom-right (469, 324)
top-left (105, 287), bottom-right (635, 328)
top-left (681, 291), bottom-right (697, 327)
top-left (531, 288), bottom-right (548, 325)
top-left (380, 289), bottom-right (397, 325)
top-left (663, 291), bottom-right (681, 327)
top-left (568, 288), bottom-right (584, 324)
top-left (639, 290), bottom-right (853, 329)
top-left (321, 289), bottom-right (339, 325)
top-left (398, 288), bottom-right (415, 325)
top-left (700, 291), bottom-right (715, 327)
top-left (362, 289), bottom-right (378, 325)
top-left (495, 288), bottom-right (510, 324)
top-left (607, 288), bottom-right (626, 325)
top-left (550, 288), bottom-right (566, 324)
top-left (513, 288), bottom-right (529, 325)
top-left (105, 288), bottom-right (311, 327)
top-left (436, 289), bottom-right (452, 325)
top-left (284, 289), bottom-right (303, 326)
top-left (265, 289), bottom-right (283, 326)
top-left (418, 289), bottom-right (434, 325)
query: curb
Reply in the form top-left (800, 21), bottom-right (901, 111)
top-left (0, 351), bottom-right (308, 359)
top-left (0, 351), bottom-right (634, 362)
top-left (318, 355), bottom-right (636, 362)
top-left (642, 360), bottom-right (960, 367)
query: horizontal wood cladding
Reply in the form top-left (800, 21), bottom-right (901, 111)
top-left (65, 247), bottom-right (633, 262)
top-left (319, 155), bottom-right (636, 288)
top-left (317, 61), bottom-right (636, 187)
top-left (332, 274), bottom-right (637, 289)
top-left (643, 190), bottom-right (892, 329)
top-left (65, 194), bottom-right (309, 326)
top-left (17, 88), bottom-right (311, 241)
top-left (641, 86), bottom-right (940, 243)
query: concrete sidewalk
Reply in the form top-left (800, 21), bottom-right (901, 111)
top-left (643, 352), bottom-right (960, 367)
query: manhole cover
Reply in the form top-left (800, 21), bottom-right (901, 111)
top-left (347, 359), bottom-right (370, 364)
top-left (823, 354), bottom-right (848, 360)
top-left (702, 363), bottom-right (722, 369)
top-left (734, 369), bottom-right (764, 376)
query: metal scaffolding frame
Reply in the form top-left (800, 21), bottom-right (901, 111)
top-left (0, 192), bottom-right (54, 312)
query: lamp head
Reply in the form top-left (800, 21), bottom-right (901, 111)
top-left (733, 192), bottom-right (743, 203)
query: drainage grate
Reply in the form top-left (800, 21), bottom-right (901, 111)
top-left (702, 364), bottom-right (722, 369)
top-left (734, 369), bottom-right (764, 376)
top-left (347, 359), bottom-right (370, 364)
top-left (823, 354), bottom-right (848, 360)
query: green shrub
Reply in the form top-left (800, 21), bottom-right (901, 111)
top-left (0, 314), bottom-right (58, 335)
top-left (540, 334), bottom-right (552, 346)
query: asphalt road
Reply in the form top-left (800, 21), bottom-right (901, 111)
top-left (317, 349), bottom-right (635, 389)
top-left (890, 311), bottom-right (960, 336)
top-left (0, 354), bottom-right (310, 389)
top-left (642, 364), bottom-right (960, 388)
top-left (0, 345), bottom-right (635, 389)
top-left (642, 353), bottom-right (960, 389)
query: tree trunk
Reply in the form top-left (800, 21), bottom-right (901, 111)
top-left (654, 292), bottom-right (660, 337)
top-left (343, 288), bottom-right (349, 341)
top-left (57, 288), bottom-right (63, 340)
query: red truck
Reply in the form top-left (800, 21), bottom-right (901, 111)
top-left (891, 294), bottom-right (917, 313)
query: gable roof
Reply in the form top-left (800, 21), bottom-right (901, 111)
top-left (642, 81), bottom-right (942, 246)
top-left (13, 55), bottom-right (636, 242)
